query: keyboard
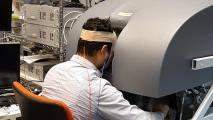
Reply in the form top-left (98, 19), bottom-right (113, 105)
top-left (0, 95), bottom-right (17, 107)
top-left (0, 88), bottom-right (14, 95)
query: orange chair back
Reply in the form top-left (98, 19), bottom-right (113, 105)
top-left (12, 81), bottom-right (74, 120)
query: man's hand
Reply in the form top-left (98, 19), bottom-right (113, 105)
top-left (152, 103), bottom-right (170, 118)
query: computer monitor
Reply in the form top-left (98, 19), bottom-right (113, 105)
top-left (0, 43), bottom-right (20, 89)
top-left (0, 0), bottom-right (12, 31)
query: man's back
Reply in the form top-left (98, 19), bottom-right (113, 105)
top-left (42, 55), bottom-right (106, 120)
top-left (42, 55), bottom-right (164, 120)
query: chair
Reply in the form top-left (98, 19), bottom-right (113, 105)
top-left (12, 81), bottom-right (74, 120)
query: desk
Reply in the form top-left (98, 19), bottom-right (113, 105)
top-left (0, 105), bottom-right (21, 120)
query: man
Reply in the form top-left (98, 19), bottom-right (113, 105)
top-left (42, 18), bottom-right (169, 120)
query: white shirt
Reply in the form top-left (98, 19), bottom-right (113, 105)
top-left (42, 55), bottom-right (164, 120)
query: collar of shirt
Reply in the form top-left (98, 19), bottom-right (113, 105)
top-left (70, 54), bottom-right (102, 77)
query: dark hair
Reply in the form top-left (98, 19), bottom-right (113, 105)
top-left (77, 18), bottom-right (113, 56)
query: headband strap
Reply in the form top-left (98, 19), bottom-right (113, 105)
top-left (80, 29), bottom-right (117, 42)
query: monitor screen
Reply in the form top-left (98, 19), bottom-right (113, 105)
top-left (0, 43), bottom-right (20, 88)
top-left (0, 0), bottom-right (12, 31)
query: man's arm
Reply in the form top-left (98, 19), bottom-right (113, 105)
top-left (97, 81), bottom-right (165, 120)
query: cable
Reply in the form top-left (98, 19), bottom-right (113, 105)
top-left (63, 14), bottom-right (82, 45)
top-left (69, 14), bottom-right (82, 36)
top-left (97, 49), bottom-right (112, 109)
top-left (61, 11), bottom-right (83, 45)
top-left (63, 11), bottom-right (82, 19)
top-left (63, 18), bottom-right (77, 45)
top-left (179, 92), bottom-right (186, 120)
top-left (97, 62), bottom-right (105, 109)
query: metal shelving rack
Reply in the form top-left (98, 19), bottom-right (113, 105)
top-left (3, 0), bottom-right (67, 62)
top-left (59, 0), bottom-right (65, 62)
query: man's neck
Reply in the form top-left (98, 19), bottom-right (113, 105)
top-left (77, 54), bottom-right (99, 68)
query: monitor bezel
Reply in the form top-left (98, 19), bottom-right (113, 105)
top-left (0, 42), bottom-right (20, 89)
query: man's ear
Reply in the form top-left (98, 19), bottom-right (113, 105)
top-left (100, 45), bottom-right (108, 54)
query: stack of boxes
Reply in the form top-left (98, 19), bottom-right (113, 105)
top-left (21, 4), bottom-right (84, 81)
top-left (22, 4), bottom-right (84, 47)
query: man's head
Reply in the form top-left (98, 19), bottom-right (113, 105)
top-left (77, 18), bottom-right (116, 69)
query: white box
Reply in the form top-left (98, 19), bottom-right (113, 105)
top-left (22, 23), bottom-right (59, 48)
top-left (20, 61), bottom-right (59, 81)
top-left (22, 4), bottom-right (84, 27)
top-left (22, 4), bottom-right (41, 25)
top-left (22, 23), bottom-right (40, 41)
top-left (39, 25), bottom-right (59, 47)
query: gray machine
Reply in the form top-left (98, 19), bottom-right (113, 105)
top-left (66, 0), bottom-right (213, 98)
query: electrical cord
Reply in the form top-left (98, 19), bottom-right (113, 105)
top-left (179, 92), bottom-right (186, 120)
top-left (63, 18), bottom-right (77, 45)
top-left (63, 11), bottom-right (82, 19)
top-left (69, 14), bottom-right (82, 36)
top-left (63, 14), bottom-right (82, 45)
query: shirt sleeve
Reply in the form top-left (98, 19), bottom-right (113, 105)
top-left (97, 81), bottom-right (164, 120)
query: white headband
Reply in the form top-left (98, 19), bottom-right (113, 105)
top-left (80, 29), bottom-right (117, 68)
top-left (80, 29), bottom-right (117, 43)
